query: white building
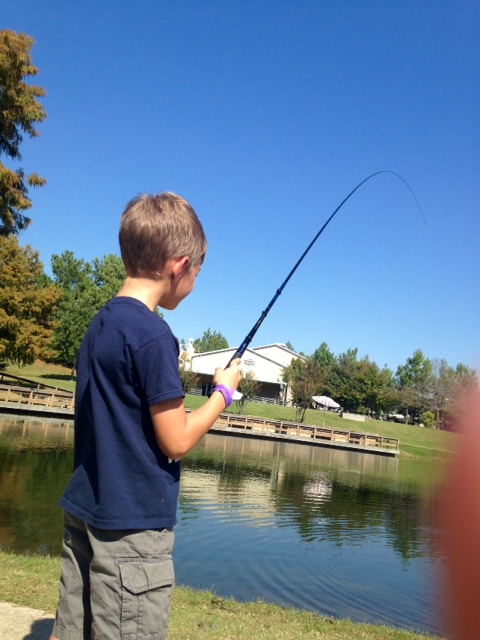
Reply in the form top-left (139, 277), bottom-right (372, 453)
top-left (186, 343), bottom-right (304, 404)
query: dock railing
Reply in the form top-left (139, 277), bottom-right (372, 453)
top-left (214, 412), bottom-right (399, 453)
top-left (0, 384), bottom-right (75, 410)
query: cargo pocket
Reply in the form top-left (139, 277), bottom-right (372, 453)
top-left (119, 557), bottom-right (174, 640)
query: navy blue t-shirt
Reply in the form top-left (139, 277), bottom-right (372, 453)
top-left (60, 297), bottom-right (185, 529)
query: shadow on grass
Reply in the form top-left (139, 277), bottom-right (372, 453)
top-left (40, 374), bottom-right (76, 383)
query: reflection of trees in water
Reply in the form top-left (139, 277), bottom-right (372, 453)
top-left (184, 436), bottom-right (438, 563)
top-left (268, 467), bottom-right (435, 562)
top-left (0, 420), bottom-right (442, 565)
top-left (0, 433), bottom-right (71, 555)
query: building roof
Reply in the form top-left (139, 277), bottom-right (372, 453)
top-left (189, 343), bottom-right (303, 384)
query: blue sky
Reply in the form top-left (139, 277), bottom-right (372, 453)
top-left (3, 1), bottom-right (479, 372)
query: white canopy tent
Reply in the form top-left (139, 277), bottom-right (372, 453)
top-left (312, 395), bottom-right (341, 426)
top-left (312, 395), bottom-right (340, 409)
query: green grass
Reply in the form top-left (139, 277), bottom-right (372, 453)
top-left (1, 361), bottom-right (76, 393)
top-left (0, 552), bottom-right (443, 639)
top-left (1, 361), bottom-right (458, 461)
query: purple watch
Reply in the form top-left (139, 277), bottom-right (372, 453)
top-left (212, 384), bottom-right (235, 408)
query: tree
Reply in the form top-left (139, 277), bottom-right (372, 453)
top-left (312, 342), bottom-right (335, 370)
top-left (50, 252), bottom-right (125, 367)
top-left (91, 254), bottom-right (126, 302)
top-left (291, 361), bottom-right (323, 423)
top-left (315, 348), bottom-right (397, 416)
top-left (283, 358), bottom-right (323, 422)
top-left (328, 348), bottom-right (363, 413)
top-left (179, 354), bottom-right (200, 395)
top-left (236, 370), bottom-right (261, 414)
top-left (444, 363), bottom-right (479, 431)
top-left (0, 30), bottom-right (47, 235)
top-left (0, 236), bottom-right (59, 365)
top-left (425, 359), bottom-right (456, 429)
top-left (420, 411), bottom-right (436, 428)
top-left (282, 356), bottom-right (308, 385)
top-left (193, 328), bottom-right (229, 353)
top-left (50, 251), bottom-right (97, 367)
top-left (370, 365), bottom-right (398, 416)
top-left (396, 350), bottom-right (433, 424)
top-left (312, 341), bottom-right (336, 396)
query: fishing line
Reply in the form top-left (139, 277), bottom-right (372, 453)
top-left (227, 170), bottom-right (425, 367)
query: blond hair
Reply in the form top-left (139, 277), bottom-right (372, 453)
top-left (119, 192), bottom-right (207, 278)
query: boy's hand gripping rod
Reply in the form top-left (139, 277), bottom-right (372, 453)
top-left (226, 170), bottom-right (424, 368)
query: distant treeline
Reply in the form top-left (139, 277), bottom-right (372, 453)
top-left (282, 342), bottom-right (477, 429)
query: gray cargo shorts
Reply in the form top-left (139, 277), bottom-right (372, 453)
top-left (52, 511), bottom-right (175, 640)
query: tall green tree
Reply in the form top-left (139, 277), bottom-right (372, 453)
top-left (354, 358), bottom-right (397, 416)
top-left (0, 236), bottom-right (59, 365)
top-left (0, 30), bottom-right (46, 235)
top-left (91, 254), bottom-right (126, 301)
top-left (396, 350), bottom-right (433, 423)
top-left (50, 251), bottom-right (97, 367)
top-left (312, 342), bottom-right (335, 370)
top-left (328, 348), bottom-right (362, 412)
top-left (50, 252), bottom-right (125, 367)
top-left (193, 328), bottom-right (229, 353)
top-left (312, 341), bottom-right (336, 396)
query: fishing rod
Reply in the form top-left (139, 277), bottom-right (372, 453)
top-left (227, 170), bottom-right (425, 368)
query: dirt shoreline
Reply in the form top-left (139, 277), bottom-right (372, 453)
top-left (0, 601), bottom-right (54, 640)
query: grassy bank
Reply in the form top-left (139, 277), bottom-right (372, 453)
top-left (0, 551), bottom-right (443, 639)
top-left (2, 361), bottom-right (458, 460)
top-left (2, 361), bottom-right (76, 393)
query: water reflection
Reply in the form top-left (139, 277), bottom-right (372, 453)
top-left (180, 434), bottom-right (443, 561)
top-left (0, 415), bottom-right (447, 636)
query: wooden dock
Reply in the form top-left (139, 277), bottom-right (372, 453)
top-left (211, 413), bottom-right (399, 456)
top-left (0, 383), bottom-right (399, 456)
top-left (0, 384), bottom-right (75, 417)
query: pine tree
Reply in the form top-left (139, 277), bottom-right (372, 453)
top-left (0, 29), bottom-right (47, 235)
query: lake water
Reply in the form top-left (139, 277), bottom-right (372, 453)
top-left (0, 414), bottom-right (448, 637)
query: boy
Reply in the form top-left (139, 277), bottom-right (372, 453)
top-left (51, 192), bottom-right (241, 640)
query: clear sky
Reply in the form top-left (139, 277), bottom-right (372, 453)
top-left (3, 1), bottom-right (479, 373)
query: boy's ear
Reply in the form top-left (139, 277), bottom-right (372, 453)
top-left (172, 256), bottom-right (190, 279)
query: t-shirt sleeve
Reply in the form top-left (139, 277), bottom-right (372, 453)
top-left (133, 332), bottom-right (185, 406)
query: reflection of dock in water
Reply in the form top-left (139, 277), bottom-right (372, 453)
top-left (0, 383), bottom-right (399, 456)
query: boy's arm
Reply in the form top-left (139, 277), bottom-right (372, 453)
top-left (150, 360), bottom-right (241, 459)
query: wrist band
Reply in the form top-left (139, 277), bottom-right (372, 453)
top-left (212, 384), bottom-right (235, 408)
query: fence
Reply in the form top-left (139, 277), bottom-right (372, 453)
top-left (0, 384), bottom-right (75, 411)
top-left (213, 412), bottom-right (399, 453)
top-left (188, 387), bottom-right (290, 406)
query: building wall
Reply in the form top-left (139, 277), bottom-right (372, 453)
top-left (190, 348), bottom-right (284, 385)
top-left (188, 344), bottom-right (303, 403)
